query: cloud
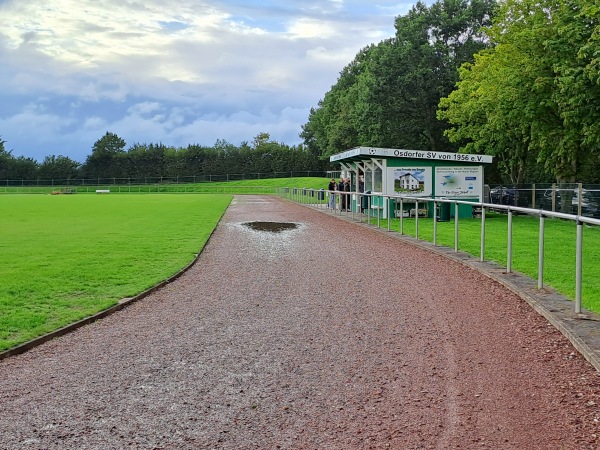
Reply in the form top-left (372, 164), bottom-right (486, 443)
top-left (0, 0), bottom-right (415, 162)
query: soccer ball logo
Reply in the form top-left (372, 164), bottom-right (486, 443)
top-left (369, 148), bottom-right (376, 155)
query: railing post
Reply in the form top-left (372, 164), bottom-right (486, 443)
top-left (415, 200), bottom-right (419, 239)
top-left (480, 206), bottom-right (486, 262)
top-left (377, 195), bottom-right (381, 228)
top-left (454, 201), bottom-right (459, 252)
top-left (575, 220), bottom-right (583, 314)
top-left (358, 194), bottom-right (362, 222)
top-left (433, 201), bottom-right (438, 246)
top-left (387, 197), bottom-right (391, 231)
top-left (507, 209), bottom-right (513, 273)
top-left (538, 215), bottom-right (545, 289)
top-left (400, 198), bottom-right (404, 235)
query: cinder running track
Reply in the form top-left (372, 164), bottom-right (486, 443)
top-left (2, 196), bottom-right (600, 449)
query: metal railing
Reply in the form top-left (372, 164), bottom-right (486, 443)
top-left (0, 185), bottom-right (277, 195)
top-left (278, 187), bottom-right (600, 314)
top-left (0, 171), bottom-right (329, 187)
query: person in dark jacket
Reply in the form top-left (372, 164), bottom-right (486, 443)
top-left (327, 178), bottom-right (336, 208)
top-left (344, 177), bottom-right (351, 212)
top-left (338, 178), bottom-right (346, 210)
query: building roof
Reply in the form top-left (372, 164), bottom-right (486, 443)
top-left (330, 147), bottom-right (493, 164)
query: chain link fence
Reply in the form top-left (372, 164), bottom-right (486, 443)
top-left (0, 171), bottom-right (329, 188)
top-left (487, 183), bottom-right (600, 218)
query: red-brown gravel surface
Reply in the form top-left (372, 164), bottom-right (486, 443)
top-left (2, 195), bottom-right (600, 449)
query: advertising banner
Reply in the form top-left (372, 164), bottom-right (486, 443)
top-left (392, 167), bottom-right (432, 197)
top-left (435, 166), bottom-right (482, 198)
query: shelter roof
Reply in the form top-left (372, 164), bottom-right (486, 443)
top-left (329, 147), bottom-right (493, 164)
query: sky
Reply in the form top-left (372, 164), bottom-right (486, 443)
top-left (0, 0), bottom-right (415, 162)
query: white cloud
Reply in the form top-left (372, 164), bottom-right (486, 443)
top-left (287, 18), bottom-right (338, 39)
top-left (0, 0), bottom-right (417, 161)
top-left (127, 102), bottom-right (163, 116)
top-left (83, 117), bottom-right (106, 129)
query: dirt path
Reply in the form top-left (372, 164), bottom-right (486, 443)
top-left (1, 195), bottom-right (600, 449)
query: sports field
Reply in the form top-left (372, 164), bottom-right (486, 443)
top-left (0, 194), bottom-right (232, 351)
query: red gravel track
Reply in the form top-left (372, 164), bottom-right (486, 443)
top-left (2, 195), bottom-right (600, 449)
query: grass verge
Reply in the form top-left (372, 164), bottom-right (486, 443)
top-left (0, 194), bottom-right (232, 351)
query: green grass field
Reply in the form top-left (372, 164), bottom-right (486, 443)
top-left (0, 194), bottom-right (232, 351)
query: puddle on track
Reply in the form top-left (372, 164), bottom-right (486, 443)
top-left (231, 221), bottom-right (304, 260)
top-left (242, 221), bottom-right (298, 233)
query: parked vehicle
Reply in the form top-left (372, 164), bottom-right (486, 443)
top-left (540, 189), bottom-right (599, 217)
top-left (489, 186), bottom-right (517, 206)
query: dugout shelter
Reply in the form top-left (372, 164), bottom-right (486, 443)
top-left (330, 147), bottom-right (494, 219)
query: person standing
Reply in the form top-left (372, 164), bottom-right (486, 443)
top-left (344, 177), bottom-right (351, 212)
top-left (338, 178), bottom-right (346, 210)
top-left (358, 175), bottom-right (365, 212)
top-left (328, 178), bottom-right (336, 209)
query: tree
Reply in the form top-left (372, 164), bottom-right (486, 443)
top-left (438, 0), bottom-right (600, 187)
top-left (92, 131), bottom-right (126, 155)
top-left (0, 136), bottom-right (12, 179)
top-left (300, 44), bottom-right (377, 157)
top-left (438, 47), bottom-right (542, 184)
top-left (38, 155), bottom-right (80, 180)
top-left (11, 156), bottom-right (38, 180)
top-left (371, 0), bottom-right (495, 151)
top-left (125, 143), bottom-right (170, 178)
top-left (252, 132), bottom-right (272, 150)
top-left (301, 0), bottom-right (496, 158)
top-left (82, 132), bottom-right (127, 178)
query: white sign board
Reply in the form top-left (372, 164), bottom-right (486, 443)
top-left (435, 166), bottom-right (483, 199)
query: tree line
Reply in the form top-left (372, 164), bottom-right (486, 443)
top-left (300, 0), bottom-right (600, 184)
top-left (0, 132), bottom-right (328, 181)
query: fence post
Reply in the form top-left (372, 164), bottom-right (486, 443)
top-left (538, 215), bottom-right (545, 289)
top-left (387, 197), bottom-right (391, 231)
top-left (575, 220), bottom-right (583, 314)
top-left (415, 200), bottom-right (419, 239)
top-left (400, 198), bottom-right (404, 235)
top-left (532, 183), bottom-right (536, 209)
top-left (454, 201), bottom-right (459, 252)
top-left (507, 209), bottom-right (513, 273)
top-left (480, 206), bottom-right (486, 262)
top-left (433, 201), bottom-right (438, 246)
top-left (578, 183), bottom-right (583, 216)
